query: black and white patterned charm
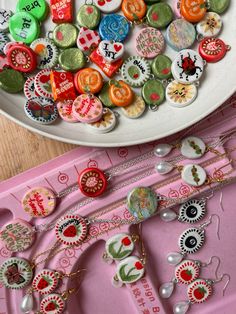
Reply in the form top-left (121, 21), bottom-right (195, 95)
top-left (178, 199), bottom-right (206, 224)
top-left (178, 228), bottom-right (205, 254)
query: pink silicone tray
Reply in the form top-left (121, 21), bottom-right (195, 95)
top-left (1, 95), bottom-right (236, 314)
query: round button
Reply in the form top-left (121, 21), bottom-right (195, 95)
top-left (178, 227), bottom-right (205, 254)
top-left (179, 199), bottom-right (206, 224)
top-left (98, 40), bottom-right (124, 63)
top-left (74, 67), bottom-right (103, 94)
top-left (99, 82), bottom-right (115, 108)
top-left (122, 0), bottom-right (147, 22)
top-left (0, 219), bottom-right (35, 252)
top-left (181, 136), bottom-right (206, 159)
top-left (208, 0), bottom-right (230, 14)
top-left (22, 187), bottom-right (56, 217)
top-left (58, 48), bottom-right (86, 72)
top-left (40, 293), bottom-right (65, 314)
top-left (187, 279), bottom-right (212, 304)
top-left (57, 100), bottom-right (78, 123)
top-left (142, 79), bottom-right (165, 107)
top-left (180, 0), bottom-right (206, 23)
top-left (87, 108), bottom-right (117, 133)
top-left (77, 27), bottom-right (101, 53)
top-left (0, 69), bottom-right (25, 93)
top-left (7, 44), bottom-right (37, 73)
top-left (30, 38), bottom-right (59, 69)
top-left (0, 9), bottom-right (12, 32)
top-left (198, 37), bottom-right (229, 63)
top-left (72, 94), bottom-right (104, 123)
top-left (175, 260), bottom-right (200, 285)
top-left (109, 80), bottom-right (134, 107)
top-left (17, 0), bottom-right (48, 22)
top-left (77, 4), bottom-right (101, 29)
top-left (166, 19), bottom-right (196, 51)
top-left (9, 11), bottom-right (40, 44)
top-left (33, 269), bottom-right (59, 295)
top-left (78, 167), bottom-right (108, 197)
top-left (121, 95), bottom-right (146, 119)
top-left (52, 23), bottom-right (78, 49)
top-left (93, 0), bottom-right (122, 13)
top-left (151, 54), bottom-right (172, 80)
top-left (0, 257), bottom-right (33, 289)
top-left (147, 3), bottom-right (173, 29)
top-left (135, 27), bottom-right (164, 59)
top-left (24, 76), bottom-right (40, 99)
top-left (196, 12), bottom-right (222, 38)
top-left (166, 80), bottom-right (197, 108)
top-left (181, 164), bottom-right (207, 187)
top-left (99, 14), bottom-right (130, 42)
top-left (121, 56), bottom-right (151, 88)
top-left (35, 69), bottom-right (53, 99)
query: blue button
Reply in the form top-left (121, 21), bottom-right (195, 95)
top-left (99, 14), bottom-right (130, 42)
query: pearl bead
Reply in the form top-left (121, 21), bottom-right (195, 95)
top-left (160, 209), bottom-right (177, 222)
top-left (155, 161), bottom-right (173, 175)
top-left (159, 282), bottom-right (174, 298)
top-left (167, 252), bottom-right (183, 265)
top-left (154, 144), bottom-right (172, 157)
top-left (21, 294), bottom-right (34, 313)
top-left (173, 301), bottom-right (190, 314)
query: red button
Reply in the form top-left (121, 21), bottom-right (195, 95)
top-left (7, 44), bottom-right (37, 73)
top-left (198, 38), bottom-right (230, 63)
top-left (78, 168), bottom-right (108, 197)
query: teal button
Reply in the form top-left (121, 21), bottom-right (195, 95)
top-left (16, 0), bottom-right (48, 22)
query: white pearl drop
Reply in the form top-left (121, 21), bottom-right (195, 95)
top-left (159, 282), bottom-right (174, 298)
top-left (167, 252), bottom-right (183, 265)
top-left (160, 209), bottom-right (177, 222)
top-left (154, 144), bottom-right (172, 157)
top-left (21, 294), bottom-right (34, 313)
top-left (155, 161), bottom-right (174, 175)
top-left (173, 301), bottom-right (190, 314)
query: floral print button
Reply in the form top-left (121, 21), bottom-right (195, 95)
top-left (116, 256), bottom-right (145, 284)
top-left (72, 94), bottom-right (103, 123)
top-left (181, 164), bottom-right (207, 187)
top-left (105, 233), bottom-right (134, 260)
top-left (197, 12), bottom-right (222, 38)
top-left (87, 108), bottom-right (117, 133)
top-left (180, 136), bottom-right (206, 159)
top-left (121, 95), bottom-right (146, 119)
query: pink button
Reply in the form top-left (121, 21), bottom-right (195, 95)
top-left (21, 187), bottom-right (56, 218)
top-left (57, 100), bottom-right (79, 123)
top-left (72, 94), bottom-right (103, 123)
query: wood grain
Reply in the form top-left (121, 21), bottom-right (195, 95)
top-left (0, 115), bottom-right (76, 181)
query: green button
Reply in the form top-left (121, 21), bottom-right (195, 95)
top-left (142, 79), bottom-right (165, 106)
top-left (9, 11), bottom-right (40, 44)
top-left (151, 55), bottom-right (172, 80)
top-left (147, 3), bottom-right (173, 29)
top-left (77, 4), bottom-right (101, 30)
top-left (16, 0), bottom-right (48, 22)
top-left (0, 69), bottom-right (25, 93)
top-left (58, 48), bottom-right (86, 72)
top-left (99, 82), bottom-right (115, 108)
top-left (208, 0), bottom-right (230, 14)
top-left (52, 23), bottom-right (78, 49)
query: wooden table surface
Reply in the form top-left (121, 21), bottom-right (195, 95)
top-left (0, 115), bottom-right (76, 181)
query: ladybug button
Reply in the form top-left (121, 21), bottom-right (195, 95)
top-left (78, 168), bottom-right (108, 197)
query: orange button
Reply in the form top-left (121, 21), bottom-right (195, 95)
top-left (74, 67), bottom-right (103, 94)
top-left (109, 80), bottom-right (134, 107)
top-left (180, 0), bottom-right (206, 23)
top-left (122, 0), bottom-right (147, 22)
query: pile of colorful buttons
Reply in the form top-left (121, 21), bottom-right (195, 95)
top-left (0, 0), bottom-right (231, 131)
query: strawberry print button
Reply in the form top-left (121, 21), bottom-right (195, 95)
top-left (106, 233), bottom-right (134, 261)
top-left (94, 0), bottom-right (122, 13)
top-left (72, 94), bottom-right (103, 123)
top-left (7, 44), bottom-right (37, 73)
top-left (24, 77), bottom-right (40, 99)
top-left (57, 100), bottom-right (78, 123)
top-left (196, 12), bottom-right (222, 38)
top-left (87, 109), bottom-right (117, 133)
top-left (116, 256), bottom-right (145, 284)
top-left (0, 257), bottom-right (33, 289)
top-left (0, 9), bottom-right (12, 32)
top-left (175, 260), bottom-right (200, 285)
top-left (142, 79), bottom-right (165, 107)
top-left (99, 40), bottom-right (124, 63)
top-left (78, 167), bottom-right (108, 197)
top-left (0, 219), bottom-right (35, 252)
top-left (135, 27), bottom-right (164, 59)
top-left (181, 164), bottom-right (207, 187)
top-left (166, 80), bottom-right (197, 108)
top-left (77, 27), bottom-right (101, 53)
top-left (187, 279), bottom-right (212, 304)
top-left (22, 187), bottom-right (56, 217)
top-left (30, 38), bottom-right (59, 69)
top-left (33, 269), bottom-right (59, 295)
top-left (181, 136), bottom-right (206, 159)
top-left (198, 37), bottom-right (230, 63)
top-left (40, 293), bottom-right (65, 314)
top-left (35, 69), bottom-right (53, 99)
top-left (55, 215), bottom-right (88, 246)
top-left (25, 97), bottom-right (58, 124)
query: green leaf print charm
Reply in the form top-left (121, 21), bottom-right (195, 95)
top-left (115, 256), bottom-right (145, 285)
top-left (105, 233), bottom-right (134, 261)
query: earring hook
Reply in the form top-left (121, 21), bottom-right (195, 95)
top-left (214, 273), bottom-right (231, 297)
top-left (199, 214), bottom-right (220, 240)
top-left (219, 191), bottom-right (224, 212)
top-left (205, 256), bottom-right (221, 279)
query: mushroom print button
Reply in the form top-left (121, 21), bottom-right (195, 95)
top-left (151, 55), bottom-right (172, 80)
top-left (147, 3), bottom-right (173, 29)
top-left (171, 49), bottom-right (204, 84)
top-left (40, 294), bottom-right (65, 314)
top-left (99, 41), bottom-right (124, 63)
top-left (77, 4), bottom-right (101, 29)
top-left (199, 38), bottom-right (230, 63)
top-left (57, 100), bottom-right (78, 123)
top-left (166, 80), bottom-right (197, 108)
top-left (175, 260), bottom-right (200, 284)
top-left (0, 257), bottom-right (33, 289)
top-left (196, 12), bottom-right (222, 38)
top-left (187, 279), bottom-right (212, 304)
top-left (121, 56), bottom-right (151, 88)
top-left (179, 199), bottom-right (206, 223)
top-left (74, 68), bottom-right (103, 94)
top-left (30, 38), bottom-right (59, 69)
top-left (72, 95), bottom-right (103, 123)
top-left (33, 269), bottom-right (59, 295)
top-left (59, 48), bottom-right (86, 72)
top-left (121, 0), bottom-right (147, 22)
top-left (181, 164), bottom-right (207, 187)
top-left (7, 44), bottom-right (37, 73)
top-left (135, 27), bottom-right (164, 59)
top-left (105, 233), bottom-right (134, 261)
top-left (99, 14), bottom-right (130, 42)
top-left (93, 0), bottom-right (122, 13)
top-left (24, 77), bottom-right (40, 99)
top-left (121, 95), bottom-right (146, 119)
top-left (180, 0), bottom-right (207, 23)
top-left (142, 79), bottom-right (165, 107)
top-left (127, 187), bottom-right (158, 220)
top-left (116, 256), bottom-right (145, 284)
top-left (52, 23), bottom-right (78, 49)
top-left (77, 27), bottom-right (101, 53)
top-left (0, 69), bottom-right (25, 93)
top-left (178, 228), bottom-right (205, 254)
top-left (17, 0), bottom-right (48, 22)
top-left (208, 0), bottom-right (230, 14)
top-left (9, 11), bottom-right (40, 44)
top-left (0, 9), bottom-right (12, 32)
top-left (55, 215), bottom-right (88, 246)
top-left (0, 32), bottom-right (10, 53)
top-left (166, 19), bottom-right (196, 51)
top-left (87, 109), bottom-right (117, 133)
top-left (180, 136), bottom-right (206, 159)
top-left (109, 80), bottom-right (134, 107)
top-left (78, 167), bottom-right (108, 197)
top-left (35, 69), bottom-right (53, 99)
top-left (0, 219), bottom-right (35, 252)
